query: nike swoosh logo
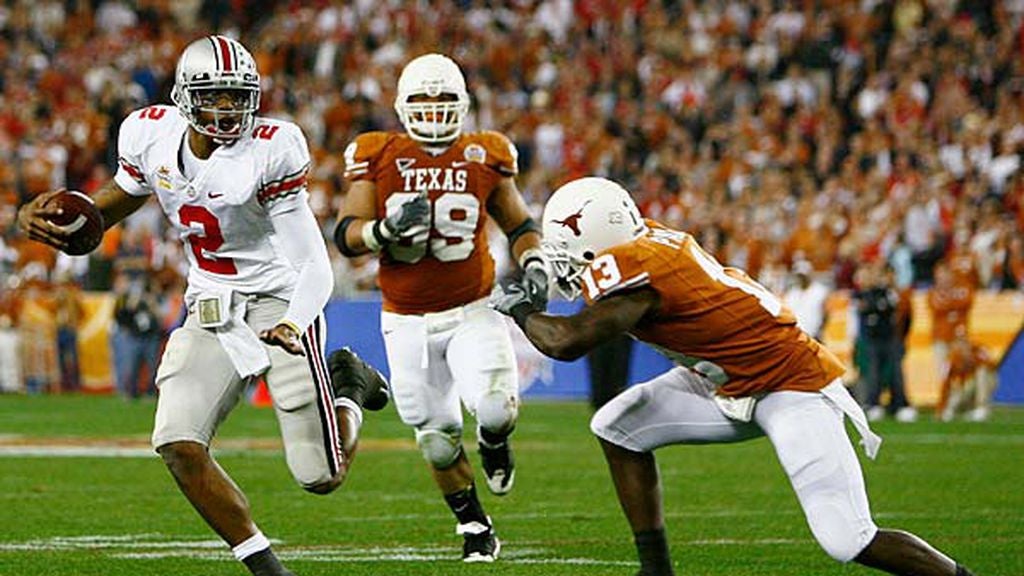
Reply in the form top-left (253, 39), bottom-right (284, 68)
top-left (451, 161), bottom-right (470, 168)
top-left (54, 215), bottom-right (88, 234)
top-left (209, 192), bottom-right (224, 199)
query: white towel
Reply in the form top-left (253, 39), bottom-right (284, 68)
top-left (820, 379), bottom-right (883, 460)
top-left (215, 294), bottom-right (270, 379)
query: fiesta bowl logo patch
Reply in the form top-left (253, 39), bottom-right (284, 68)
top-left (156, 166), bottom-right (173, 190)
top-left (464, 143), bottom-right (486, 164)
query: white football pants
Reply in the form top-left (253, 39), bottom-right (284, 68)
top-left (381, 297), bottom-right (519, 439)
top-left (152, 296), bottom-right (342, 489)
top-left (591, 367), bottom-right (878, 562)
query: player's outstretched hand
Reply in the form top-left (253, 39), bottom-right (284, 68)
top-left (259, 323), bottom-right (305, 356)
top-left (489, 281), bottom-right (542, 327)
top-left (522, 260), bottom-right (550, 309)
top-left (383, 190), bottom-right (431, 239)
top-left (16, 189), bottom-right (70, 251)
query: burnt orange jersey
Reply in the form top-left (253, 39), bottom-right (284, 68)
top-left (581, 221), bottom-right (845, 397)
top-left (344, 131), bottom-right (517, 314)
top-left (927, 284), bottom-right (973, 342)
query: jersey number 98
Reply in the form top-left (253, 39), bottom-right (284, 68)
top-left (385, 192), bottom-right (478, 263)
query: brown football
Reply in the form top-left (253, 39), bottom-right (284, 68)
top-left (44, 190), bottom-right (105, 256)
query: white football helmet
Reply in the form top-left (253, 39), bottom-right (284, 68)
top-left (542, 177), bottom-right (647, 300)
top-left (171, 35), bottom-right (260, 142)
top-left (394, 53), bottom-right (470, 144)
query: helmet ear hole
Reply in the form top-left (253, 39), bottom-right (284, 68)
top-left (582, 250), bottom-right (595, 261)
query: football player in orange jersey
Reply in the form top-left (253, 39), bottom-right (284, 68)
top-left (333, 53), bottom-right (547, 562)
top-left (492, 177), bottom-right (976, 576)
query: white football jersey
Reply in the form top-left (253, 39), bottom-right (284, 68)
top-left (113, 105), bottom-right (312, 303)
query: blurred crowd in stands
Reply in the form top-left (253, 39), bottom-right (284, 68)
top-left (0, 0), bottom-right (1021, 406)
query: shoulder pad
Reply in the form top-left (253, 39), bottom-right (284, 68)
top-left (343, 132), bottom-right (394, 180)
top-left (463, 131), bottom-right (518, 176)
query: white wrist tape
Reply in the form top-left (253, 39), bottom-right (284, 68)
top-left (518, 247), bottom-right (546, 270)
top-left (361, 220), bottom-right (383, 253)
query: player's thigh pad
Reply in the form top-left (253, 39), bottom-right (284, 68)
top-left (249, 298), bottom-right (341, 487)
top-left (590, 367), bottom-right (762, 452)
top-left (754, 391), bottom-right (877, 562)
top-left (381, 310), bottom-right (462, 430)
top-left (448, 304), bottom-right (519, 431)
top-left (152, 315), bottom-right (245, 449)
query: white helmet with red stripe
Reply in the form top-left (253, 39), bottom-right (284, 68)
top-left (171, 35), bottom-right (260, 141)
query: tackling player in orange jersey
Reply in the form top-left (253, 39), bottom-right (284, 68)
top-left (333, 53), bottom-right (547, 562)
top-left (491, 177), bottom-right (977, 576)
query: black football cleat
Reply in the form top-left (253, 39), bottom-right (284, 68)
top-left (458, 520), bottom-right (501, 563)
top-left (478, 438), bottom-right (515, 496)
top-left (327, 347), bottom-right (389, 411)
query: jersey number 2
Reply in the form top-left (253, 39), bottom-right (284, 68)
top-left (385, 192), bottom-right (478, 263)
top-left (179, 205), bottom-right (238, 275)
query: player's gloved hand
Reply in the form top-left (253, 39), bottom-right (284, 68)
top-left (489, 281), bottom-right (542, 329)
top-left (522, 259), bottom-right (550, 309)
top-left (16, 189), bottom-right (70, 251)
top-left (259, 322), bottom-right (305, 356)
top-left (381, 191), bottom-right (431, 240)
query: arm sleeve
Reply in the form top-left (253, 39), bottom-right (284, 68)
top-left (271, 200), bottom-right (334, 333)
top-left (261, 122), bottom-right (333, 331)
top-left (113, 110), bottom-right (154, 197)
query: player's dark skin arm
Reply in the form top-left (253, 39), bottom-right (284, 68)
top-left (519, 288), bottom-right (659, 361)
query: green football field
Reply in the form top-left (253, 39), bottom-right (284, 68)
top-left (0, 395), bottom-right (1021, 576)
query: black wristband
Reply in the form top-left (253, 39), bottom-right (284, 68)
top-left (372, 219), bottom-right (391, 246)
top-left (509, 301), bottom-right (537, 330)
top-left (334, 216), bottom-right (359, 256)
top-left (506, 217), bottom-right (540, 247)
top-left (522, 255), bottom-right (544, 270)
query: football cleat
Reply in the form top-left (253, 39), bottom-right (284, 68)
top-left (479, 438), bottom-right (515, 496)
top-left (327, 347), bottom-right (390, 411)
top-left (457, 520), bottom-right (500, 563)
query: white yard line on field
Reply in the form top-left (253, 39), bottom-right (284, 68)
top-left (0, 534), bottom-right (635, 566)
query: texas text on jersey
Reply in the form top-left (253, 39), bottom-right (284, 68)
top-left (343, 130), bottom-right (518, 314)
top-left (113, 104), bottom-right (311, 304)
top-left (580, 220), bottom-right (846, 398)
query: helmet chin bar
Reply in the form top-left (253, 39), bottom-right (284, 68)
top-left (398, 100), bottom-right (467, 144)
top-left (174, 85), bottom-right (259, 142)
top-left (195, 108), bottom-right (247, 142)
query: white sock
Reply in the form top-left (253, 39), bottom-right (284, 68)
top-left (232, 530), bottom-right (271, 561)
top-left (334, 396), bottom-right (364, 426)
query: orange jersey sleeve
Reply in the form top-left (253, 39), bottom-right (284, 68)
top-left (342, 132), bottom-right (390, 182)
top-left (342, 131), bottom-right (516, 314)
top-left (473, 131), bottom-right (519, 176)
top-left (582, 221), bottom-right (845, 397)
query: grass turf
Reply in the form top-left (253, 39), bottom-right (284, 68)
top-left (0, 395), bottom-right (1021, 576)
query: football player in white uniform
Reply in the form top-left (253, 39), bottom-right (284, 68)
top-left (333, 53), bottom-right (548, 562)
top-left (17, 36), bottom-right (387, 576)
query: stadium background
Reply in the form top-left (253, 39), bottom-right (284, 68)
top-left (0, 3), bottom-right (1022, 576)
top-left (2, 2), bottom-right (1024, 400)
